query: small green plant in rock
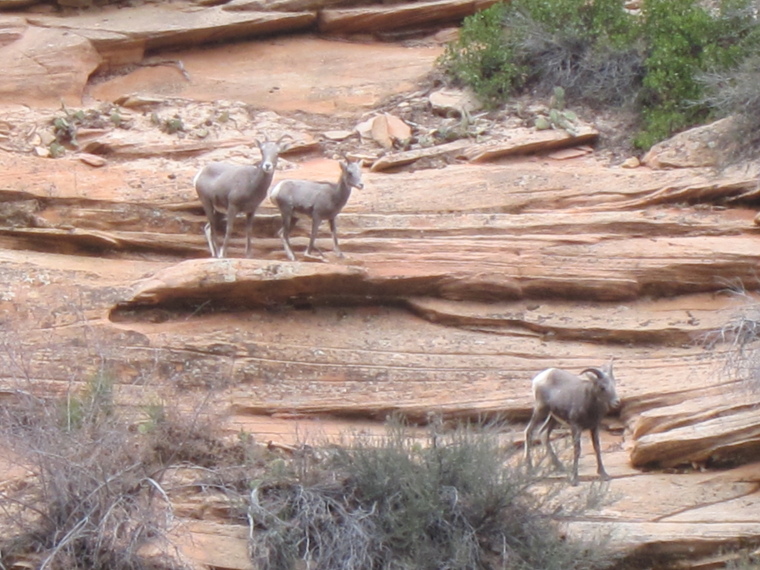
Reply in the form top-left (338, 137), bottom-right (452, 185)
top-left (433, 107), bottom-right (489, 143)
top-left (48, 141), bottom-right (66, 158)
top-left (52, 115), bottom-right (79, 147)
top-left (62, 370), bottom-right (115, 431)
top-left (137, 400), bottom-right (167, 434)
top-left (49, 104), bottom-right (128, 156)
top-left (109, 109), bottom-right (123, 127)
top-left (535, 86), bottom-right (580, 135)
top-left (161, 115), bottom-right (185, 135)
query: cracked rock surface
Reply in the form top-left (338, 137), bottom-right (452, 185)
top-left (2, 1), bottom-right (760, 568)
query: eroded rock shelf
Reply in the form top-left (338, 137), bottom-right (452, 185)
top-left (1, 1), bottom-right (760, 568)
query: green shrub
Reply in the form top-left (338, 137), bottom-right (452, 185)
top-left (634, 0), bottom-right (760, 147)
top-left (439, 3), bottom-right (524, 105)
top-left (440, 0), bottom-right (760, 149)
top-left (248, 418), bottom-right (612, 570)
top-left (440, 0), bottom-right (641, 107)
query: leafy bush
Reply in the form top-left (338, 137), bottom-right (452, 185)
top-left (634, 0), bottom-right (760, 148)
top-left (248, 419), bottom-right (612, 570)
top-left (440, 3), bottom-right (524, 105)
top-left (440, 0), bottom-right (760, 149)
top-left (439, 0), bottom-right (641, 108)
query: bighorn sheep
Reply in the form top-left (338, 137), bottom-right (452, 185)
top-left (194, 136), bottom-right (291, 258)
top-left (524, 360), bottom-right (620, 485)
top-left (269, 158), bottom-right (363, 261)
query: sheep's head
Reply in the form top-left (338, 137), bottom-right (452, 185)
top-left (582, 360), bottom-right (620, 411)
top-left (255, 134), bottom-right (293, 174)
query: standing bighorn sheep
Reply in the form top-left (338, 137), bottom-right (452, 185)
top-left (194, 136), bottom-right (291, 258)
top-left (269, 158), bottom-right (363, 261)
top-left (524, 360), bottom-right (620, 485)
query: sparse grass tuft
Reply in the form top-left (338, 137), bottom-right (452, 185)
top-left (0, 379), bottom-right (180, 570)
top-left (703, 286), bottom-right (760, 387)
top-left (0, 369), bottom-right (251, 569)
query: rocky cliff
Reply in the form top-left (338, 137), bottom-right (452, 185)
top-left (1, 1), bottom-right (760, 568)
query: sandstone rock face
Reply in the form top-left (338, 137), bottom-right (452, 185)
top-left (29, 4), bottom-right (318, 68)
top-left (2, 4), bottom-right (760, 570)
top-left (0, 25), bottom-right (101, 106)
top-left (318, 0), bottom-right (499, 33)
top-left (89, 36), bottom-right (444, 115)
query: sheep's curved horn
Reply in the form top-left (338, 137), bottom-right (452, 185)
top-left (580, 367), bottom-right (605, 380)
top-left (277, 133), bottom-right (293, 145)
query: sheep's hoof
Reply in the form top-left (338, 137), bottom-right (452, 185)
top-left (304, 250), bottom-right (326, 262)
top-left (550, 461), bottom-right (566, 473)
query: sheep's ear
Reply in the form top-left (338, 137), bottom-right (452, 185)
top-left (606, 357), bottom-right (615, 375)
top-left (254, 139), bottom-right (263, 150)
top-left (339, 160), bottom-right (348, 170)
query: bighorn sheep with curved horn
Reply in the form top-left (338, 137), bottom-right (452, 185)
top-left (194, 135), bottom-right (292, 258)
top-left (524, 359), bottom-right (620, 485)
top-left (269, 157), bottom-right (363, 261)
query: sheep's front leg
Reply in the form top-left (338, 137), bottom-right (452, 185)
top-left (221, 207), bottom-right (238, 259)
top-left (590, 427), bottom-right (610, 481)
top-left (203, 223), bottom-right (217, 258)
top-left (523, 410), bottom-right (543, 470)
top-left (244, 212), bottom-right (255, 258)
top-left (329, 218), bottom-right (344, 258)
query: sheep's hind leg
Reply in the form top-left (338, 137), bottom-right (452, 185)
top-left (279, 210), bottom-right (297, 261)
top-left (542, 416), bottom-right (565, 473)
top-left (569, 425), bottom-right (582, 486)
top-left (304, 216), bottom-right (326, 261)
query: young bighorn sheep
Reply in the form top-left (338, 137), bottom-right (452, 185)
top-left (194, 136), bottom-right (291, 258)
top-left (524, 360), bottom-right (620, 485)
top-left (269, 158), bottom-right (363, 261)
